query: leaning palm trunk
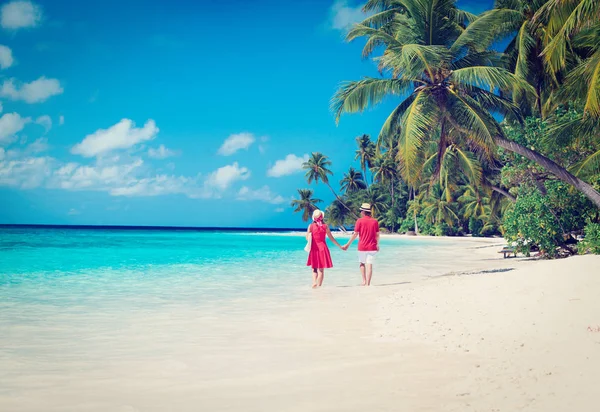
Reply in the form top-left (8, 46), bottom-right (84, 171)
top-left (325, 182), bottom-right (360, 219)
top-left (496, 137), bottom-right (600, 208)
top-left (491, 186), bottom-right (516, 202)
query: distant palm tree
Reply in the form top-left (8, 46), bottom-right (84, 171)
top-left (303, 152), bottom-right (359, 218)
top-left (372, 155), bottom-right (400, 207)
top-left (354, 134), bottom-right (375, 186)
top-left (421, 184), bottom-right (460, 227)
top-left (357, 187), bottom-right (389, 218)
top-left (326, 199), bottom-right (352, 228)
top-left (340, 167), bottom-right (367, 194)
top-left (458, 184), bottom-right (491, 220)
top-left (291, 189), bottom-right (322, 222)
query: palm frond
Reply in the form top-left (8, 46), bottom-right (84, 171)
top-left (377, 44), bottom-right (452, 80)
top-left (332, 77), bottom-right (416, 123)
top-left (451, 66), bottom-right (536, 97)
top-left (396, 90), bottom-right (440, 185)
top-left (377, 93), bottom-right (416, 150)
top-left (451, 8), bottom-right (524, 53)
top-left (347, 24), bottom-right (405, 59)
top-left (538, 0), bottom-right (597, 72)
top-left (446, 89), bottom-right (498, 156)
top-left (573, 149), bottom-right (600, 177)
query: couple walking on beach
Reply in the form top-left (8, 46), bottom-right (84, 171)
top-left (306, 203), bottom-right (379, 288)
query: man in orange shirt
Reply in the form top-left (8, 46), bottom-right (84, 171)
top-left (343, 203), bottom-right (380, 286)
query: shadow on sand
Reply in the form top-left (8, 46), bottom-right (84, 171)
top-left (336, 281), bottom-right (412, 288)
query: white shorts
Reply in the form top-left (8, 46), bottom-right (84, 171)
top-left (358, 251), bottom-right (377, 264)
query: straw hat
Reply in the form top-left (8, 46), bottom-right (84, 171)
top-left (359, 203), bottom-right (372, 212)
top-left (312, 209), bottom-right (324, 220)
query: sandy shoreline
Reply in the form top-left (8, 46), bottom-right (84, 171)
top-left (1, 237), bottom-right (599, 412)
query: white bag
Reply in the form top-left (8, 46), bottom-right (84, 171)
top-left (304, 236), bottom-right (312, 253)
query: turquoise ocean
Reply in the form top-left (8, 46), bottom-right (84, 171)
top-left (0, 226), bottom-right (494, 410)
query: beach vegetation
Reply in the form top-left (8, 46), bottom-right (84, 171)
top-left (291, 0), bottom-right (600, 256)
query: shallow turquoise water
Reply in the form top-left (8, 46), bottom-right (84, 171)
top-left (0, 227), bottom-right (494, 410)
top-left (0, 227), bottom-right (458, 318)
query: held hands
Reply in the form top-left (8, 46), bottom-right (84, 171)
top-left (341, 243), bottom-right (350, 251)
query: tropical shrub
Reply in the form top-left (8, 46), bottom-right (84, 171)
top-left (503, 188), bottom-right (563, 257)
top-left (399, 215), bottom-right (434, 235)
top-left (469, 217), bottom-right (483, 237)
top-left (579, 223), bottom-right (600, 255)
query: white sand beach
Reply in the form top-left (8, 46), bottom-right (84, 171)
top-left (1, 238), bottom-right (599, 412)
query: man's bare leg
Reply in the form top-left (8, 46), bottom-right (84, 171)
top-left (317, 269), bottom-right (324, 287)
top-left (359, 263), bottom-right (366, 286)
top-left (365, 263), bottom-right (373, 286)
top-left (312, 269), bottom-right (318, 288)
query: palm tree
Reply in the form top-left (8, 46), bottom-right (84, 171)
top-left (354, 134), bottom-right (375, 186)
top-left (532, 1), bottom-right (600, 178)
top-left (422, 142), bottom-right (483, 201)
top-left (340, 167), bottom-right (367, 194)
top-left (359, 188), bottom-right (389, 218)
top-left (326, 199), bottom-right (352, 228)
top-left (533, 0), bottom-right (599, 112)
top-left (421, 184), bottom-right (460, 227)
top-left (458, 184), bottom-right (491, 220)
top-left (453, 0), bottom-right (552, 116)
top-left (303, 152), bottom-right (359, 218)
top-left (332, 0), bottom-right (600, 208)
top-left (372, 155), bottom-right (400, 207)
top-left (291, 189), bottom-right (322, 222)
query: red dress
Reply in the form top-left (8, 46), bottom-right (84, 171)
top-left (306, 223), bottom-right (333, 269)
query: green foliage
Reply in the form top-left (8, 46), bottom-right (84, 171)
top-left (469, 217), bottom-right (484, 237)
top-left (399, 215), bottom-right (434, 235)
top-left (503, 188), bottom-right (563, 257)
top-left (301, 1), bottom-right (600, 240)
top-left (291, 189), bottom-right (323, 222)
top-left (579, 223), bottom-right (600, 254)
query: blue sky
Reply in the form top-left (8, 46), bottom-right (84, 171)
top-left (0, 0), bottom-right (493, 228)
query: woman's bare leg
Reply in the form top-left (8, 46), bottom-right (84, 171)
top-left (317, 269), bottom-right (324, 287)
top-left (311, 269), bottom-right (318, 288)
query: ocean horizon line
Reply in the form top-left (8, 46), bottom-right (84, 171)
top-left (0, 223), bottom-right (307, 232)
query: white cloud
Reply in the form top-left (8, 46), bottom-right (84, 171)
top-left (0, 144), bottom-right (253, 201)
top-left (51, 158), bottom-right (144, 191)
top-left (0, 77), bottom-right (63, 103)
top-left (1, 1), bottom-right (42, 30)
top-left (330, 0), bottom-right (366, 31)
top-left (237, 185), bottom-right (285, 204)
top-left (0, 155), bottom-right (52, 188)
top-left (110, 174), bottom-right (199, 197)
top-left (0, 45), bottom-right (14, 69)
top-left (25, 137), bottom-right (48, 154)
top-left (217, 132), bottom-right (255, 156)
top-left (275, 207), bottom-right (284, 213)
top-left (205, 162), bottom-right (250, 190)
top-left (148, 144), bottom-right (177, 159)
top-left (35, 114), bottom-right (52, 132)
top-left (0, 112), bottom-right (31, 145)
top-left (267, 153), bottom-right (309, 177)
top-left (71, 119), bottom-right (158, 157)
top-left (58, 115), bottom-right (64, 125)
top-left (68, 208), bottom-right (80, 215)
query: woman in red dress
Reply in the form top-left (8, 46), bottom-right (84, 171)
top-left (306, 209), bottom-right (344, 288)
